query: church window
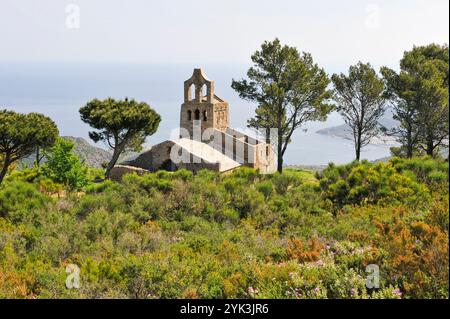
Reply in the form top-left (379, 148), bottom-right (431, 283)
top-left (201, 84), bottom-right (207, 102)
top-left (194, 109), bottom-right (200, 120)
top-left (187, 110), bottom-right (192, 120)
top-left (203, 110), bottom-right (207, 121)
top-left (189, 84), bottom-right (195, 101)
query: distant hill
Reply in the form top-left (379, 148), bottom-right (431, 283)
top-left (316, 116), bottom-right (398, 143)
top-left (63, 136), bottom-right (112, 168)
top-left (20, 136), bottom-right (112, 169)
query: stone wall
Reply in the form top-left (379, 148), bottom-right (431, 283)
top-left (122, 140), bottom-right (173, 171)
top-left (109, 165), bottom-right (149, 181)
top-left (122, 140), bottom-right (226, 173)
top-left (208, 128), bottom-right (275, 173)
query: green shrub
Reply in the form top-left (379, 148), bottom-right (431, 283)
top-left (42, 138), bottom-right (88, 190)
top-left (231, 167), bottom-right (258, 181)
top-left (270, 173), bottom-right (301, 194)
top-left (0, 156), bottom-right (447, 299)
top-left (318, 160), bottom-right (433, 210)
top-left (0, 181), bottom-right (50, 220)
top-left (122, 173), bottom-right (173, 193)
top-left (173, 169), bottom-right (193, 181)
top-left (85, 180), bottom-right (116, 194)
top-left (256, 180), bottom-right (274, 199)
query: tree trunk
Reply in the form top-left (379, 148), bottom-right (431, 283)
top-left (426, 137), bottom-right (434, 157)
top-left (277, 122), bottom-right (283, 174)
top-left (276, 105), bottom-right (283, 174)
top-left (105, 148), bottom-right (122, 179)
top-left (277, 152), bottom-right (283, 174)
top-left (423, 126), bottom-right (434, 156)
top-left (36, 147), bottom-right (41, 167)
top-left (0, 156), bottom-right (10, 185)
top-left (406, 129), bottom-right (413, 158)
top-left (355, 130), bottom-right (362, 161)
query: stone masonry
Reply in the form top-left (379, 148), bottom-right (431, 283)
top-left (114, 68), bottom-right (276, 176)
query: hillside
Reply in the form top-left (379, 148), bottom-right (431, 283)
top-left (0, 158), bottom-right (448, 299)
top-left (63, 137), bottom-right (112, 168)
top-left (20, 136), bottom-right (112, 169)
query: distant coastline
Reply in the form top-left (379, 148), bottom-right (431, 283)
top-left (1, 62), bottom-right (395, 166)
top-left (315, 115), bottom-right (400, 147)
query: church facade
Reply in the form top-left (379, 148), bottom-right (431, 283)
top-left (112, 69), bottom-right (276, 178)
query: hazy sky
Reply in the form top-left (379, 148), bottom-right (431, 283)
top-left (1, 0), bottom-right (448, 70)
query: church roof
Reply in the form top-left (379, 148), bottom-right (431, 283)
top-left (213, 94), bottom-right (224, 102)
top-left (197, 94), bottom-right (224, 103)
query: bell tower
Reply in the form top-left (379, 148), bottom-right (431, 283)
top-left (180, 68), bottom-right (229, 140)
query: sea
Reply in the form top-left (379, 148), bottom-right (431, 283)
top-left (0, 62), bottom-right (395, 166)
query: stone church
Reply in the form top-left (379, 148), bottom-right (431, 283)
top-left (111, 69), bottom-right (275, 178)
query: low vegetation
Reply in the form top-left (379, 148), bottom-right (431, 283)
top-left (0, 41), bottom-right (448, 299)
top-left (0, 157), bottom-right (447, 299)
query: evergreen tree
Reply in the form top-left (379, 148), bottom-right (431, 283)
top-left (332, 62), bottom-right (387, 161)
top-left (79, 98), bottom-right (161, 178)
top-left (232, 39), bottom-right (333, 173)
top-left (0, 110), bottom-right (58, 185)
